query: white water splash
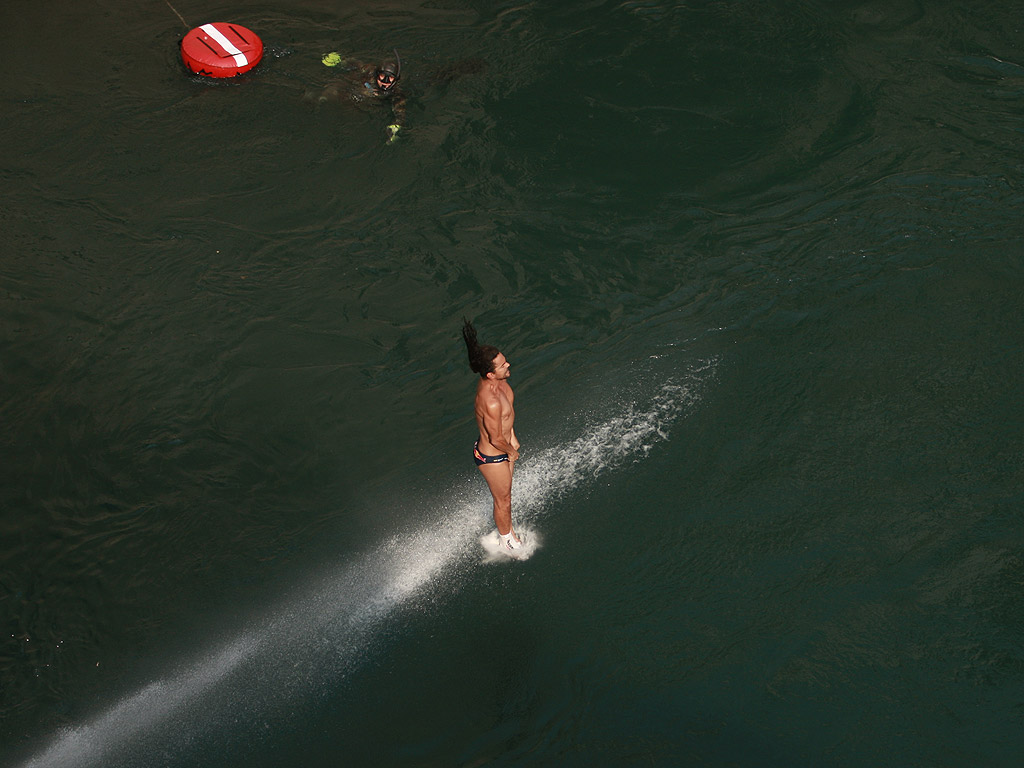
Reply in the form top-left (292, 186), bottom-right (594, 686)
top-left (479, 526), bottom-right (543, 563)
top-left (19, 361), bottom-right (715, 768)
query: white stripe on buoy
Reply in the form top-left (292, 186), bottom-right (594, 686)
top-left (200, 23), bottom-right (249, 67)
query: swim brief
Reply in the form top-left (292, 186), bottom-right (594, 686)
top-left (474, 440), bottom-right (509, 466)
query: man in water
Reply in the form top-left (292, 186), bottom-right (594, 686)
top-left (462, 319), bottom-right (523, 558)
top-left (314, 50), bottom-right (407, 143)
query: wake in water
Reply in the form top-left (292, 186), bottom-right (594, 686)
top-left (18, 360), bottom-right (716, 768)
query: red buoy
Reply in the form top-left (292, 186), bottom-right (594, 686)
top-left (180, 23), bottom-right (263, 78)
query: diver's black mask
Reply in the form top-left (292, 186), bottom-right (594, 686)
top-left (375, 50), bottom-right (401, 91)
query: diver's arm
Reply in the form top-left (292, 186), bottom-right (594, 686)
top-left (391, 93), bottom-right (406, 126)
top-left (321, 52), bottom-right (362, 72)
top-left (386, 93), bottom-right (407, 143)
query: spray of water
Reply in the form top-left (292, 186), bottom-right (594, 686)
top-left (19, 361), bottom-right (715, 768)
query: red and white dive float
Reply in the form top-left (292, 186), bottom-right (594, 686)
top-left (180, 23), bottom-right (263, 78)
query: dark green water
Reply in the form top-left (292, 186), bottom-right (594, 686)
top-left (3, 0), bottom-right (1023, 766)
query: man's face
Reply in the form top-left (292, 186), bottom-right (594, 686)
top-left (489, 352), bottom-right (511, 380)
top-left (376, 71), bottom-right (396, 90)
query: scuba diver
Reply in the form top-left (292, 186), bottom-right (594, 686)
top-left (313, 49), bottom-right (407, 144)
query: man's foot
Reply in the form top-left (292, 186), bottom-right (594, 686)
top-left (498, 531), bottom-right (524, 559)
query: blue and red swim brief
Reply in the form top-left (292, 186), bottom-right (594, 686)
top-left (473, 440), bottom-right (509, 466)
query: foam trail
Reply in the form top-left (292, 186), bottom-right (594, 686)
top-left (20, 637), bottom-right (262, 768)
top-left (19, 364), bottom-right (714, 768)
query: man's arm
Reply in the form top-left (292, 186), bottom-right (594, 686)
top-left (386, 93), bottom-right (407, 143)
top-left (482, 398), bottom-right (519, 460)
top-left (391, 93), bottom-right (406, 125)
top-left (321, 53), bottom-right (363, 71)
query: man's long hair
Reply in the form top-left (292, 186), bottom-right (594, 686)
top-left (462, 318), bottom-right (499, 378)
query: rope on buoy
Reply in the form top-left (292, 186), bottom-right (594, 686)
top-left (169, 0), bottom-right (263, 79)
top-left (164, 0), bottom-right (188, 28)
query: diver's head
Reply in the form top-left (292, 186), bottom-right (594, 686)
top-left (375, 50), bottom-right (402, 91)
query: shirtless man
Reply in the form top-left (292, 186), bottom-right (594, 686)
top-left (462, 319), bottom-right (523, 557)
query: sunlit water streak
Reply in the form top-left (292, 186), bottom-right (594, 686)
top-left (20, 359), bottom-right (715, 768)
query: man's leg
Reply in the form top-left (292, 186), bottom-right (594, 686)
top-left (478, 461), bottom-right (514, 535)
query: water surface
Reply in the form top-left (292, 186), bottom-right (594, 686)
top-left (2, 1), bottom-right (1023, 766)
